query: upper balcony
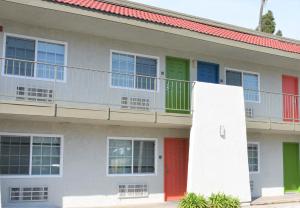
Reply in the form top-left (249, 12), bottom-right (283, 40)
top-left (0, 57), bottom-right (193, 128)
top-left (0, 57), bottom-right (300, 132)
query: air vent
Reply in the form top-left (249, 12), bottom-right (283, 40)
top-left (118, 184), bottom-right (148, 198)
top-left (250, 180), bottom-right (254, 193)
top-left (245, 107), bottom-right (254, 118)
top-left (16, 86), bottom-right (53, 103)
top-left (121, 97), bottom-right (150, 111)
top-left (10, 187), bottom-right (48, 202)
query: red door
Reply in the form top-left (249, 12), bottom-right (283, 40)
top-left (282, 75), bottom-right (299, 122)
top-left (164, 138), bottom-right (189, 201)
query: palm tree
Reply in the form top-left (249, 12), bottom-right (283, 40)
top-left (258, 0), bottom-right (267, 31)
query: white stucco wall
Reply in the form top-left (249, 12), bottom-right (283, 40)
top-left (0, 119), bottom-right (189, 208)
top-left (187, 82), bottom-right (251, 202)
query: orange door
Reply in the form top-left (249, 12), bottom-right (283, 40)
top-left (282, 75), bottom-right (299, 122)
top-left (164, 138), bottom-right (189, 201)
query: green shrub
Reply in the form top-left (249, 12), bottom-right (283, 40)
top-left (208, 193), bottom-right (240, 208)
top-left (179, 193), bottom-right (209, 208)
top-left (225, 195), bottom-right (240, 208)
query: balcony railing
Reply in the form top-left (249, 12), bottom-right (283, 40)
top-left (1, 57), bottom-right (299, 123)
top-left (244, 89), bottom-right (300, 123)
top-left (0, 57), bottom-right (192, 114)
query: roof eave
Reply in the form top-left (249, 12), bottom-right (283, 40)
top-left (3, 0), bottom-right (300, 60)
top-left (102, 0), bottom-right (300, 45)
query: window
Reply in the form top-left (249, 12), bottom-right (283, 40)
top-left (226, 69), bottom-right (259, 102)
top-left (248, 143), bottom-right (259, 173)
top-left (4, 34), bottom-right (66, 81)
top-left (0, 135), bottom-right (62, 176)
top-left (111, 52), bottom-right (158, 90)
top-left (108, 138), bottom-right (156, 175)
top-left (31, 137), bottom-right (61, 175)
top-left (37, 41), bottom-right (65, 80)
top-left (0, 136), bottom-right (30, 175)
top-left (5, 36), bottom-right (35, 77)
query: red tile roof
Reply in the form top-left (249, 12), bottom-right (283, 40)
top-left (52, 0), bottom-right (300, 54)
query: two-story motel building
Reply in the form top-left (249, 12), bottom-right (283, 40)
top-left (1, 0), bottom-right (300, 207)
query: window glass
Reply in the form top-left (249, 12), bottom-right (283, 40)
top-left (226, 70), bottom-right (242, 86)
top-left (111, 52), bottom-right (158, 90)
top-left (111, 52), bottom-right (134, 88)
top-left (37, 41), bottom-right (65, 80)
top-left (133, 140), bottom-right (155, 173)
top-left (108, 138), bottom-right (156, 175)
top-left (109, 139), bottom-right (132, 174)
top-left (248, 143), bottom-right (259, 172)
top-left (4, 36), bottom-right (66, 81)
top-left (0, 135), bottom-right (61, 176)
top-left (31, 137), bottom-right (61, 175)
top-left (5, 36), bottom-right (35, 77)
top-left (0, 136), bottom-right (30, 175)
top-left (136, 56), bottom-right (157, 90)
top-left (243, 73), bottom-right (259, 102)
top-left (226, 70), bottom-right (260, 102)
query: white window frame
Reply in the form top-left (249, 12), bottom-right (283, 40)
top-left (2, 33), bottom-right (68, 82)
top-left (247, 142), bottom-right (260, 174)
top-left (110, 50), bottom-right (160, 92)
top-left (0, 132), bottom-right (64, 178)
top-left (106, 137), bottom-right (157, 177)
top-left (225, 68), bottom-right (260, 103)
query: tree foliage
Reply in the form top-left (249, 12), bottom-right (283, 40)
top-left (275, 30), bottom-right (283, 37)
top-left (257, 5), bottom-right (283, 37)
top-left (261, 10), bottom-right (276, 34)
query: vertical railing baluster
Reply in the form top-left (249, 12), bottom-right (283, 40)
top-left (153, 77), bottom-right (156, 111)
top-left (11, 59), bottom-right (14, 75)
top-left (189, 82), bottom-right (191, 113)
top-left (171, 80), bottom-right (174, 111)
top-left (179, 81), bottom-right (181, 111)
top-left (183, 81), bottom-right (186, 112)
top-left (292, 94), bottom-right (294, 122)
top-left (54, 65), bottom-right (57, 103)
top-left (175, 80), bottom-right (178, 111)
top-left (268, 92), bottom-right (271, 122)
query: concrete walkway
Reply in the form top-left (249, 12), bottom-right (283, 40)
top-left (107, 201), bottom-right (300, 208)
top-left (109, 201), bottom-right (178, 208)
top-left (250, 203), bottom-right (300, 208)
top-left (250, 194), bottom-right (300, 208)
top-left (252, 194), bottom-right (300, 206)
top-left (107, 195), bottom-right (300, 208)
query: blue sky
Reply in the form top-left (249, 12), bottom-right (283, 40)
top-left (131, 0), bottom-right (300, 40)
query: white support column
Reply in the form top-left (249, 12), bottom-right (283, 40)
top-left (187, 82), bottom-right (251, 203)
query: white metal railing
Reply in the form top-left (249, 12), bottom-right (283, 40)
top-left (0, 57), bottom-right (192, 114)
top-left (1, 57), bottom-right (300, 122)
top-left (244, 88), bottom-right (300, 123)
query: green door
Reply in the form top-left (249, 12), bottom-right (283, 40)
top-left (166, 57), bottom-right (190, 114)
top-left (283, 143), bottom-right (300, 192)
